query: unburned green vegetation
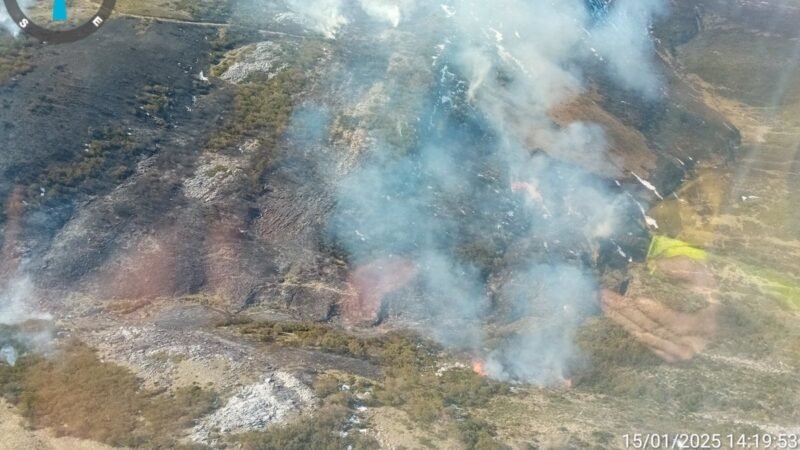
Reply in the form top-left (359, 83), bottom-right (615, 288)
top-left (578, 319), bottom-right (663, 387)
top-left (0, 341), bottom-right (218, 448)
top-left (373, 336), bottom-right (509, 423)
top-left (206, 39), bottom-right (328, 187)
top-left (138, 84), bottom-right (175, 126)
top-left (240, 320), bottom-right (373, 357)
top-left (30, 126), bottom-right (142, 204)
top-left (234, 320), bottom-right (510, 449)
top-left (174, 0), bottom-right (231, 21)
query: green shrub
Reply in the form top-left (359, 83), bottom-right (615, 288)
top-left (0, 37), bottom-right (33, 82)
top-left (174, 0), bottom-right (231, 21)
top-left (235, 322), bottom-right (511, 448)
top-left (206, 39), bottom-right (327, 189)
top-left (138, 84), bottom-right (174, 126)
top-left (238, 321), bottom-right (372, 357)
top-left (458, 416), bottom-right (507, 450)
top-left (32, 126), bottom-right (139, 204)
top-left (0, 351), bottom-right (39, 404)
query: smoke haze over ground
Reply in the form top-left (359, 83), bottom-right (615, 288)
top-left (0, 277), bottom-right (53, 366)
top-left (0, 191), bottom-right (52, 366)
top-left (587, 0), bottom-right (667, 97)
top-left (0, 0), bottom-right (666, 385)
top-left (1, 0), bottom-right (798, 445)
top-left (0, 276), bottom-right (49, 326)
top-left (277, 0), bottom-right (669, 384)
top-left (0, 0), bottom-right (32, 36)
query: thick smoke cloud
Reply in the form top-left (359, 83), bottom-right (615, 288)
top-left (209, 0), bottom-right (660, 387)
top-left (484, 265), bottom-right (598, 384)
top-left (283, 0), bottom-right (667, 384)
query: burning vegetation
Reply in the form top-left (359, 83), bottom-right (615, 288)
top-left (313, 0), bottom-right (680, 387)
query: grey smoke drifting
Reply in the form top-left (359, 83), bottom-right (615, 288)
top-left (284, 0), bottom-right (348, 38)
top-left (288, 0), bottom-right (665, 384)
top-left (588, 0), bottom-right (667, 97)
top-left (484, 265), bottom-right (598, 384)
top-left (0, 0), bottom-right (32, 36)
top-left (0, 188), bottom-right (52, 366)
top-left (0, 344), bottom-right (16, 366)
top-left (285, 0), bottom-right (419, 35)
top-left (0, 277), bottom-right (53, 366)
top-left (0, 277), bottom-right (45, 325)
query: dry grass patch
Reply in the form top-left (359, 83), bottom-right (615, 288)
top-left (0, 36), bottom-right (33, 82)
top-left (1, 341), bottom-right (218, 448)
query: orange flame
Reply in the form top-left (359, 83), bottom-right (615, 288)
top-left (471, 359), bottom-right (488, 377)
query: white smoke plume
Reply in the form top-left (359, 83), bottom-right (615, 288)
top-left (587, 0), bottom-right (667, 97)
top-left (484, 265), bottom-right (598, 384)
top-left (285, 0), bottom-right (420, 35)
top-left (0, 344), bottom-right (16, 366)
top-left (0, 0), bottom-right (32, 36)
top-left (356, 0), bottom-right (421, 27)
top-left (285, 0), bottom-right (349, 39)
top-left (0, 277), bottom-right (50, 325)
top-left (0, 277), bottom-right (53, 367)
top-left (307, 0), bottom-right (668, 385)
top-left (276, 0), bottom-right (667, 384)
top-left (358, 2), bottom-right (400, 27)
top-left (0, 188), bottom-right (53, 366)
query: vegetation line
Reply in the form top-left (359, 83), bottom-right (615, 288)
top-left (114, 12), bottom-right (307, 39)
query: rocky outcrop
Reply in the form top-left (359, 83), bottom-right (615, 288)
top-left (192, 372), bottom-right (316, 444)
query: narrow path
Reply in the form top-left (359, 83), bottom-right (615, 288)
top-left (115, 12), bottom-right (230, 28)
top-left (114, 12), bottom-right (307, 39)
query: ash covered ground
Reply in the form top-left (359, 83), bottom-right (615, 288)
top-left (0, 0), bottom-right (799, 449)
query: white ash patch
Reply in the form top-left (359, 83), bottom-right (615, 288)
top-left (192, 372), bottom-right (316, 443)
top-left (218, 42), bottom-right (290, 84)
top-left (435, 362), bottom-right (467, 377)
top-left (183, 140), bottom-right (259, 201)
top-left (85, 324), bottom-right (261, 391)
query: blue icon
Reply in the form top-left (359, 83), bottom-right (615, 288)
top-left (53, 0), bottom-right (68, 22)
